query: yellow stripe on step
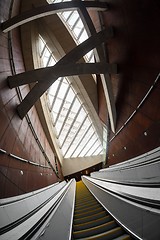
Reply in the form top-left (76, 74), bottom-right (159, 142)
top-left (73, 215), bottom-right (111, 228)
top-left (73, 220), bottom-right (115, 236)
top-left (79, 227), bottom-right (123, 240)
top-left (74, 207), bottom-right (103, 217)
top-left (74, 211), bottom-right (106, 222)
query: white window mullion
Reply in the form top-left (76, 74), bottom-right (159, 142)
top-left (84, 138), bottom-right (98, 157)
top-left (88, 142), bottom-right (101, 156)
top-left (70, 122), bottom-right (92, 158)
top-left (63, 114), bottom-right (88, 157)
top-left (76, 131), bottom-right (95, 157)
top-left (57, 94), bottom-right (76, 138)
top-left (60, 105), bottom-right (82, 148)
top-left (49, 78), bottom-right (63, 112)
top-left (54, 83), bottom-right (70, 124)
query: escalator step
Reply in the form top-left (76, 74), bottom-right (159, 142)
top-left (73, 215), bottom-right (112, 231)
top-left (74, 211), bottom-right (107, 225)
top-left (75, 227), bottom-right (125, 240)
top-left (113, 234), bottom-right (132, 240)
top-left (75, 202), bottom-right (101, 214)
top-left (74, 206), bottom-right (104, 219)
top-left (72, 181), bottom-right (132, 240)
top-left (73, 220), bottom-right (117, 239)
top-left (76, 198), bottom-right (94, 203)
top-left (75, 199), bottom-right (97, 208)
top-left (76, 196), bottom-right (94, 202)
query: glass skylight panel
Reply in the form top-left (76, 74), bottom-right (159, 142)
top-left (61, 11), bottom-right (72, 21)
top-left (78, 136), bottom-right (95, 156)
top-left (39, 37), bottom-right (45, 56)
top-left (65, 87), bottom-right (75, 103)
top-left (47, 81), bottom-right (59, 109)
top-left (67, 11), bottom-right (79, 28)
top-left (73, 19), bottom-right (83, 37)
top-left (38, 34), bottom-right (103, 158)
top-left (64, 116), bottom-right (88, 157)
top-left (48, 0), bottom-right (95, 63)
top-left (48, 94), bottom-right (54, 109)
top-left (71, 127), bottom-right (93, 157)
top-left (87, 139), bottom-right (100, 155)
top-left (55, 117), bottom-right (63, 132)
top-left (48, 57), bottom-right (56, 66)
top-left (53, 97), bottom-right (62, 115)
top-left (41, 48), bottom-right (50, 66)
top-left (57, 81), bottom-right (68, 99)
top-left (93, 145), bottom-right (103, 155)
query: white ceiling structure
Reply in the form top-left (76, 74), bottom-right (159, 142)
top-left (38, 0), bottom-right (107, 160)
top-left (39, 32), bottom-right (104, 159)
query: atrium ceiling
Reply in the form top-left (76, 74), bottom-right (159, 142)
top-left (0, 0), bottom-right (160, 190)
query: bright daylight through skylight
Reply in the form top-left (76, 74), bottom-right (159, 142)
top-left (38, 1), bottom-right (103, 159)
top-left (48, 0), bottom-right (95, 62)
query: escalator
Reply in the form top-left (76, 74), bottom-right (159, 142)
top-left (72, 181), bottom-right (132, 240)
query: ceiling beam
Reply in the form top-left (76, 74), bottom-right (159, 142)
top-left (3, 0), bottom-right (116, 132)
top-left (78, 2), bottom-right (117, 132)
top-left (8, 28), bottom-right (114, 120)
top-left (8, 62), bottom-right (117, 88)
top-left (1, 1), bottom-right (108, 33)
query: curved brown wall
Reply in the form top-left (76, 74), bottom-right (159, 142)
top-left (97, 0), bottom-right (160, 165)
top-left (0, 0), bottom-right (62, 198)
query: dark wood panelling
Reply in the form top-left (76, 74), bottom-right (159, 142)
top-left (0, 0), bottom-right (61, 198)
top-left (96, 0), bottom-right (160, 165)
top-left (97, 76), bottom-right (108, 124)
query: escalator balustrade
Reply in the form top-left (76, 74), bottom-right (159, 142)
top-left (72, 181), bottom-right (132, 240)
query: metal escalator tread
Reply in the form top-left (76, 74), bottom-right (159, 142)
top-left (74, 215), bottom-right (112, 231)
top-left (74, 206), bottom-right (104, 219)
top-left (76, 199), bottom-right (97, 208)
top-left (113, 235), bottom-right (131, 240)
top-left (75, 227), bottom-right (126, 240)
top-left (75, 202), bottom-right (102, 214)
top-left (72, 181), bottom-right (132, 239)
top-left (74, 211), bottom-right (107, 225)
top-left (73, 220), bottom-right (117, 238)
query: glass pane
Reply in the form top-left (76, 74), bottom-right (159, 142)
top-left (48, 56), bottom-right (56, 66)
top-left (73, 19), bottom-right (83, 36)
top-left (68, 11), bottom-right (79, 28)
top-left (62, 11), bottom-right (72, 21)
top-left (48, 80), bottom-right (61, 98)
top-left (72, 98), bottom-right (80, 112)
top-left (87, 140), bottom-right (99, 156)
top-left (57, 81), bottom-right (68, 99)
top-left (72, 128), bottom-right (93, 157)
top-left (39, 37), bottom-right (45, 56)
top-left (79, 30), bottom-right (88, 43)
top-left (48, 94), bottom-right (54, 109)
top-left (51, 111), bottom-right (58, 122)
top-left (89, 54), bottom-right (95, 63)
top-left (94, 145), bottom-right (103, 155)
top-left (53, 97), bottom-right (63, 113)
top-left (38, 34), bottom-right (104, 159)
top-left (65, 87), bottom-right (75, 104)
top-left (41, 48), bottom-right (51, 66)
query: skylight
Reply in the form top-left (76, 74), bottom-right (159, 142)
top-left (47, 0), bottom-right (95, 63)
top-left (39, 35), bottom-right (103, 158)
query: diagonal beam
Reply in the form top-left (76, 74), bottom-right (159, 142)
top-left (2, 0), bottom-right (116, 132)
top-left (78, 1), bottom-right (117, 133)
top-left (8, 62), bottom-right (117, 88)
top-left (1, 1), bottom-right (108, 33)
top-left (16, 28), bottom-right (114, 119)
